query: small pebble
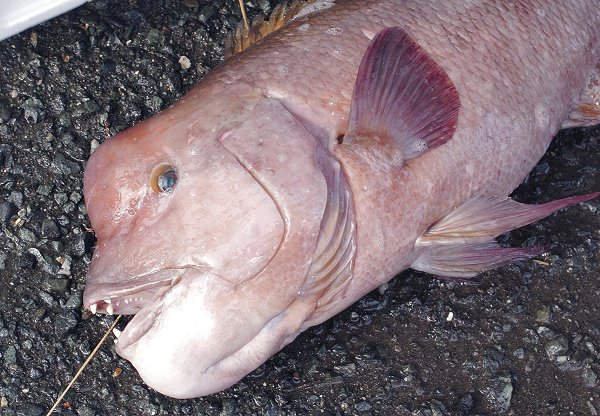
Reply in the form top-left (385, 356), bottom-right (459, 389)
top-left (65, 292), bottom-right (82, 309)
top-left (0, 251), bottom-right (6, 270)
top-left (18, 227), bottom-right (38, 245)
top-left (41, 219), bottom-right (60, 239)
top-left (545, 336), bottom-right (569, 360)
top-left (0, 201), bottom-right (18, 226)
top-left (179, 55), bottom-right (191, 69)
top-left (582, 367), bottom-right (597, 388)
top-left (18, 253), bottom-right (37, 269)
top-left (43, 278), bottom-right (69, 292)
top-left (54, 310), bottom-right (79, 337)
top-left (483, 374), bottom-right (513, 413)
top-left (4, 345), bottom-right (17, 365)
top-left (535, 305), bottom-right (551, 323)
top-left (334, 363), bottom-right (356, 377)
top-left (354, 401), bottom-right (373, 412)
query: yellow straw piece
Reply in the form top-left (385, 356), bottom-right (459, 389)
top-left (238, 0), bottom-right (250, 31)
top-left (46, 315), bottom-right (122, 416)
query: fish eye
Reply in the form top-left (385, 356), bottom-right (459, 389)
top-left (150, 163), bottom-right (178, 194)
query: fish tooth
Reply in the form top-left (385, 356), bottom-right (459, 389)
top-left (104, 299), bottom-right (112, 304)
top-left (113, 328), bottom-right (122, 338)
top-left (90, 303), bottom-right (97, 314)
top-left (106, 303), bottom-right (114, 315)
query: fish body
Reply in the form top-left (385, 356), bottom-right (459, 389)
top-left (82, 0), bottom-right (600, 398)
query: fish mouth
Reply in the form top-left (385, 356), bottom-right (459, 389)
top-left (83, 268), bottom-right (187, 316)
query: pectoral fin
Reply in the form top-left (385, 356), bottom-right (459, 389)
top-left (413, 192), bottom-right (599, 278)
top-left (342, 27), bottom-right (460, 162)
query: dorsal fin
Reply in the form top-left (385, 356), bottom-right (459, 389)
top-left (225, 0), bottom-right (316, 58)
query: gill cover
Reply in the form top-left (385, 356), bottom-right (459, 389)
top-left (218, 98), bottom-right (331, 311)
top-left (219, 97), bottom-right (357, 320)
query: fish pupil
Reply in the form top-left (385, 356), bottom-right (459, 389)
top-left (158, 170), bottom-right (178, 193)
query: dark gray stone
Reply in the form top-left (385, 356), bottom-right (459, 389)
top-left (41, 219), bottom-right (60, 239)
top-left (0, 201), bottom-right (17, 227)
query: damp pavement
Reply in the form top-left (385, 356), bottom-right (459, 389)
top-left (0, 1), bottom-right (598, 415)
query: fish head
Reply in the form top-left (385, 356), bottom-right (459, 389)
top-left (82, 82), bottom-right (332, 398)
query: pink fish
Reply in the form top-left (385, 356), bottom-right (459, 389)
top-left (82, 0), bottom-right (600, 398)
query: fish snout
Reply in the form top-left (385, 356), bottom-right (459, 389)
top-left (84, 134), bottom-right (148, 240)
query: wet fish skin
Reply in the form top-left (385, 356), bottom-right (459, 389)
top-left (82, 0), bottom-right (599, 398)
top-left (230, 0), bottom-right (598, 307)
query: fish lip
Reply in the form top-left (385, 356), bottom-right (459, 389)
top-left (114, 286), bottom-right (169, 351)
top-left (114, 269), bottom-right (235, 357)
top-left (85, 266), bottom-right (232, 351)
top-left (83, 268), bottom-right (188, 315)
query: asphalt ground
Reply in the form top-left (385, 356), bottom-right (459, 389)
top-left (0, 1), bottom-right (598, 415)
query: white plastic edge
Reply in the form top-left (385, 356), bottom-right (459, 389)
top-left (0, 0), bottom-right (91, 42)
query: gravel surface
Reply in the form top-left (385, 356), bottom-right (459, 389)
top-left (0, 1), bottom-right (598, 415)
